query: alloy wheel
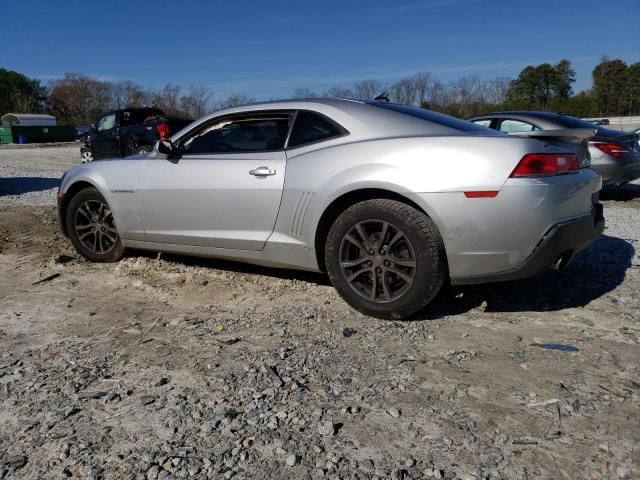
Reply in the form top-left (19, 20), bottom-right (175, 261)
top-left (339, 220), bottom-right (417, 303)
top-left (74, 200), bottom-right (118, 254)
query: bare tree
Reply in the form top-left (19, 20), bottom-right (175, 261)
top-left (390, 77), bottom-right (418, 106)
top-left (48, 73), bottom-right (113, 125)
top-left (292, 88), bottom-right (318, 98)
top-left (412, 72), bottom-right (433, 107)
top-left (13, 90), bottom-right (37, 113)
top-left (216, 94), bottom-right (254, 109)
top-left (486, 77), bottom-right (511, 105)
top-left (353, 79), bottom-right (382, 99)
top-left (450, 76), bottom-right (485, 117)
top-left (428, 80), bottom-right (453, 112)
top-left (324, 86), bottom-right (353, 98)
top-left (152, 83), bottom-right (183, 116)
top-left (180, 85), bottom-right (213, 118)
top-left (111, 81), bottom-right (151, 109)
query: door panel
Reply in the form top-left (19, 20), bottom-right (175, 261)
top-left (138, 151), bottom-right (286, 250)
top-left (92, 113), bottom-right (120, 158)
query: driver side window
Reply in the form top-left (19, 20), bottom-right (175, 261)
top-left (96, 113), bottom-right (116, 132)
top-left (180, 112), bottom-right (292, 155)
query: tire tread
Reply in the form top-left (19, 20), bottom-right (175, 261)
top-left (325, 199), bottom-right (447, 319)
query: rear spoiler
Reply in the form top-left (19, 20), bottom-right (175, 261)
top-left (615, 131), bottom-right (640, 143)
top-left (509, 128), bottom-right (596, 145)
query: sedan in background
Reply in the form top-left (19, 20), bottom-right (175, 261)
top-left (58, 99), bottom-right (604, 319)
top-left (467, 111), bottom-right (640, 186)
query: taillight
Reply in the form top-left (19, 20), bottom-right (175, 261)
top-left (156, 123), bottom-right (170, 139)
top-left (510, 153), bottom-right (579, 177)
top-left (593, 142), bottom-right (627, 158)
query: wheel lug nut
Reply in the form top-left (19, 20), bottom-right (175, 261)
top-left (367, 261), bottom-right (373, 266)
top-left (368, 249), bottom-right (374, 255)
top-left (375, 267), bottom-right (382, 273)
top-left (384, 260), bottom-right (390, 266)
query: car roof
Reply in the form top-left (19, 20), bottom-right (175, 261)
top-left (175, 98), bottom-right (499, 142)
top-left (467, 110), bottom-right (625, 137)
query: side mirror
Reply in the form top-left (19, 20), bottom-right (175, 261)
top-left (90, 123), bottom-right (97, 132)
top-left (157, 139), bottom-right (177, 156)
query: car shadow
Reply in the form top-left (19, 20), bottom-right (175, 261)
top-left (128, 249), bottom-right (332, 286)
top-left (415, 234), bottom-right (635, 319)
top-left (129, 234), bottom-right (634, 320)
top-left (0, 177), bottom-right (60, 196)
top-left (600, 183), bottom-right (640, 201)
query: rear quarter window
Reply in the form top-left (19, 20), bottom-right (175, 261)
top-left (287, 111), bottom-right (347, 148)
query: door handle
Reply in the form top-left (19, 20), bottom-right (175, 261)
top-left (249, 166), bottom-right (276, 176)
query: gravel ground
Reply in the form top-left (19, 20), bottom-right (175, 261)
top-left (0, 144), bottom-right (79, 206)
top-left (1, 146), bottom-right (639, 480)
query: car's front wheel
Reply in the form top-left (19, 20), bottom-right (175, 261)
top-left (325, 199), bottom-right (447, 319)
top-left (80, 148), bottom-right (93, 163)
top-left (65, 187), bottom-right (125, 262)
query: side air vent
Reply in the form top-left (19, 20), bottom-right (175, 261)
top-left (290, 192), bottom-right (314, 237)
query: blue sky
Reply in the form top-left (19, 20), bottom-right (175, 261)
top-left (3, 0), bottom-right (639, 100)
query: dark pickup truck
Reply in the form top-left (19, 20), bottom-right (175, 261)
top-left (80, 107), bottom-right (192, 162)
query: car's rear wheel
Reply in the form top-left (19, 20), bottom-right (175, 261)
top-left (325, 199), bottom-right (447, 319)
top-left (65, 187), bottom-right (125, 263)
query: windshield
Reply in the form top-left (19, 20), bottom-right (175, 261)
top-left (371, 103), bottom-right (501, 134)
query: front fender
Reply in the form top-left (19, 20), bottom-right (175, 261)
top-left (58, 162), bottom-right (144, 241)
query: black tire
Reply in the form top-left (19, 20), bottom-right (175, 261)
top-left (65, 187), bottom-right (125, 263)
top-left (325, 199), bottom-right (447, 319)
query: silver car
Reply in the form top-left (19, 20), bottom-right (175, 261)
top-left (58, 99), bottom-right (604, 319)
top-left (467, 111), bottom-right (640, 186)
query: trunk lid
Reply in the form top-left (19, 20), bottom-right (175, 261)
top-left (509, 128), bottom-right (596, 167)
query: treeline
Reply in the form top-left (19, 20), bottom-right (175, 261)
top-left (297, 57), bottom-right (640, 118)
top-left (0, 70), bottom-right (250, 125)
top-left (293, 74), bottom-right (513, 118)
top-left (0, 57), bottom-right (638, 125)
top-left (46, 74), bottom-right (232, 125)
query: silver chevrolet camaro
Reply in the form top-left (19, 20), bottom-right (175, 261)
top-left (57, 99), bottom-right (605, 318)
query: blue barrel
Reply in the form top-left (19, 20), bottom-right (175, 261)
top-left (17, 134), bottom-right (26, 144)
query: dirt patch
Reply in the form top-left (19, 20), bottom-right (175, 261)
top-left (1, 141), bottom-right (640, 479)
top-left (0, 199), bottom-right (638, 479)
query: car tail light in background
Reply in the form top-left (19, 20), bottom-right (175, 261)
top-left (156, 123), bottom-right (170, 139)
top-left (510, 153), bottom-right (579, 177)
top-left (593, 142), bottom-right (627, 157)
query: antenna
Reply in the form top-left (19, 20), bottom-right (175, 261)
top-left (373, 91), bottom-right (390, 102)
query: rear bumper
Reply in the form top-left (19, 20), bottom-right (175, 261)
top-left (451, 203), bottom-right (604, 285)
top-left (610, 166), bottom-right (640, 186)
top-left (592, 154), bottom-right (640, 186)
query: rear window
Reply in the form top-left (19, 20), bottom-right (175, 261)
top-left (121, 109), bottom-right (164, 126)
top-left (545, 113), bottom-right (623, 137)
top-left (371, 103), bottom-right (499, 133)
top-left (554, 114), bottom-right (604, 129)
